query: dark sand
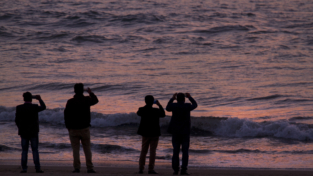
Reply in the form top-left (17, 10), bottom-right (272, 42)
top-left (0, 160), bottom-right (313, 176)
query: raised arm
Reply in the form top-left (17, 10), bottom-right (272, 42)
top-left (87, 88), bottom-right (99, 106)
top-left (166, 93), bottom-right (177, 112)
top-left (36, 95), bottom-right (46, 112)
top-left (156, 100), bottom-right (166, 118)
top-left (186, 93), bottom-right (197, 111)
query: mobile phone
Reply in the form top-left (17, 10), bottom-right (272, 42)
top-left (153, 100), bottom-right (158, 104)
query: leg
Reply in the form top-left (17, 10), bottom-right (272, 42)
top-left (172, 135), bottom-right (181, 172)
top-left (181, 135), bottom-right (190, 172)
top-left (69, 129), bottom-right (81, 170)
top-left (139, 136), bottom-right (150, 171)
top-left (21, 137), bottom-right (29, 171)
top-left (30, 134), bottom-right (41, 171)
top-left (148, 137), bottom-right (159, 171)
top-left (81, 128), bottom-right (94, 170)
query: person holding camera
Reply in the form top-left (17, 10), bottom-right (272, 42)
top-left (64, 83), bottom-right (99, 173)
top-left (137, 95), bottom-right (166, 174)
top-left (166, 93), bottom-right (197, 175)
top-left (15, 92), bottom-right (46, 173)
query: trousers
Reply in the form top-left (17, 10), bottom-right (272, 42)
top-left (139, 136), bottom-right (159, 171)
top-left (21, 133), bottom-right (41, 171)
top-left (172, 134), bottom-right (190, 172)
top-left (69, 127), bottom-right (93, 170)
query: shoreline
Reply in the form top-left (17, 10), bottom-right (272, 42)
top-left (1, 165), bottom-right (313, 176)
top-left (1, 159), bottom-right (313, 172)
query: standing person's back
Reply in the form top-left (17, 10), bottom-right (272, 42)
top-left (64, 83), bottom-right (98, 173)
top-left (64, 92), bottom-right (97, 130)
top-left (166, 93), bottom-right (197, 175)
top-left (15, 92), bottom-right (46, 173)
top-left (137, 95), bottom-right (165, 174)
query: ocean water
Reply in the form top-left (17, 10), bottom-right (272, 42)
top-left (1, 0), bottom-right (313, 169)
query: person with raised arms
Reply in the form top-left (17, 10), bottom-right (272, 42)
top-left (64, 83), bottom-right (99, 173)
top-left (166, 93), bottom-right (197, 175)
top-left (137, 95), bottom-right (166, 174)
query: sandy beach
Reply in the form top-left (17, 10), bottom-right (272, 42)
top-left (0, 160), bottom-right (313, 176)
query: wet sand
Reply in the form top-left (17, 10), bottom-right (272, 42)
top-left (0, 160), bottom-right (313, 176)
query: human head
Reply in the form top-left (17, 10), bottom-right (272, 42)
top-left (23, 92), bottom-right (32, 102)
top-left (145, 95), bottom-right (154, 106)
top-left (74, 83), bottom-right (84, 94)
top-left (177, 93), bottom-right (185, 103)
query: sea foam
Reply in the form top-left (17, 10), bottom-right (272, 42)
top-left (1, 106), bottom-right (313, 141)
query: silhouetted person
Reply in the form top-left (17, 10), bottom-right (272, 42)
top-left (15, 92), bottom-right (46, 173)
top-left (137, 95), bottom-right (165, 174)
top-left (166, 93), bottom-right (197, 175)
top-left (64, 83), bottom-right (98, 173)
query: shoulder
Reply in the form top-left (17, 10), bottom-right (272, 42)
top-left (153, 107), bottom-right (162, 111)
top-left (16, 104), bottom-right (23, 108)
top-left (84, 95), bottom-right (93, 101)
top-left (168, 102), bottom-right (177, 106)
top-left (67, 97), bottom-right (75, 103)
top-left (16, 104), bottom-right (24, 110)
top-left (139, 106), bottom-right (149, 111)
top-left (137, 106), bottom-right (145, 112)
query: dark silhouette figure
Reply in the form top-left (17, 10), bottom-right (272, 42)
top-left (137, 95), bottom-right (165, 174)
top-left (166, 93), bottom-right (197, 175)
top-left (15, 92), bottom-right (46, 173)
top-left (64, 83), bottom-right (98, 173)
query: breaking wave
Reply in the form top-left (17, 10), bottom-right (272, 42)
top-left (1, 106), bottom-right (313, 141)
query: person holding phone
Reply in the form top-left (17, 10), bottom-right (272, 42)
top-left (137, 95), bottom-right (165, 174)
top-left (64, 83), bottom-right (99, 173)
top-left (166, 93), bottom-right (197, 175)
top-left (15, 92), bottom-right (46, 173)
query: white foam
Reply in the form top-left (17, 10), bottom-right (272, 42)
top-left (1, 106), bottom-right (313, 141)
top-left (0, 106), bottom-right (16, 121)
top-left (214, 117), bottom-right (313, 141)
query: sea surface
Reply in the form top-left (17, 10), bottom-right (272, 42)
top-left (1, 0), bottom-right (313, 169)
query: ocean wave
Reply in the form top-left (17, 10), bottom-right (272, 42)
top-left (71, 35), bottom-right (108, 43)
top-left (155, 155), bottom-right (172, 160)
top-left (93, 144), bottom-right (138, 153)
top-left (289, 117), bottom-right (313, 121)
top-left (28, 83), bottom-right (74, 90)
top-left (1, 106), bottom-right (313, 141)
top-left (285, 22), bottom-right (313, 29)
top-left (0, 26), bottom-right (15, 37)
top-left (247, 94), bottom-right (282, 101)
top-left (65, 19), bottom-right (95, 28)
top-left (110, 13), bottom-right (165, 24)
top-left (0, 13), bottom-right (13, 20)
top-left (194, 25), bottom-right (251, 34)
top-left (37, 32), bottom-right (69, 40)
top-left (0, 144), bottom-right (19, 152)
top-left (40, 142), bottom-right (71, 150)
top-left (214, 117), bottom-right (313, 141)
